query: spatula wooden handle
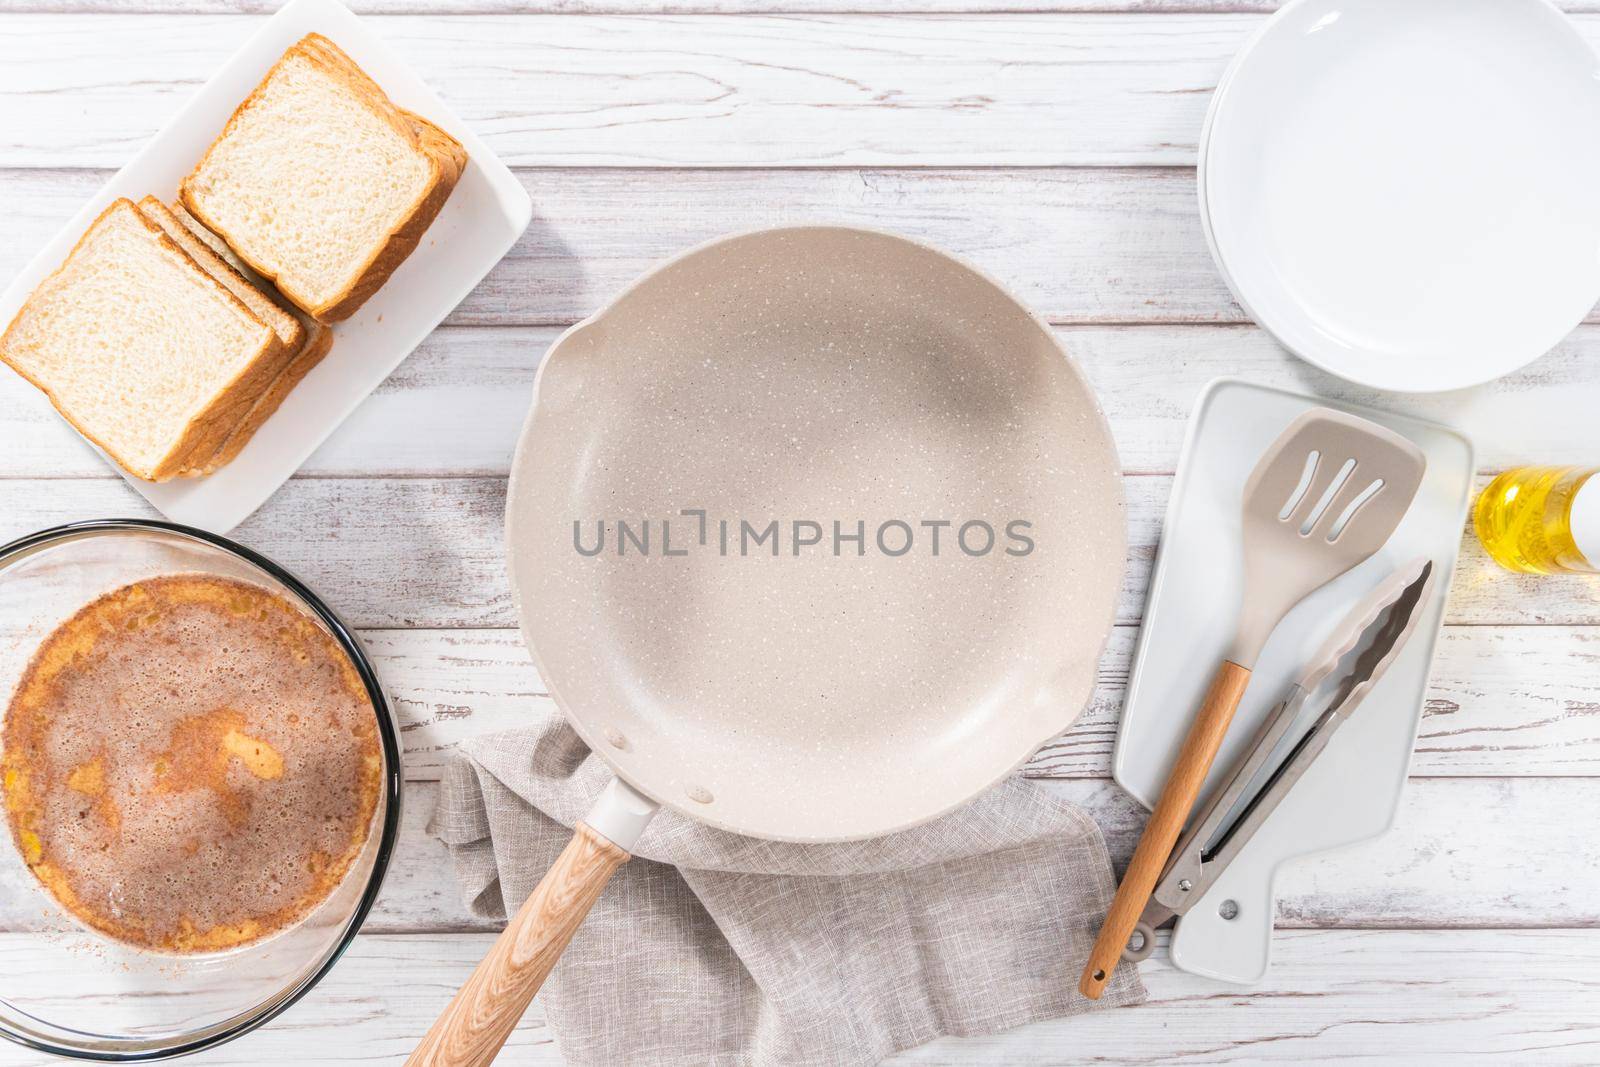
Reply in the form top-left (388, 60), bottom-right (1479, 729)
top-left (407, 823), bottom-right (630, 1067)
top-left (1079, 660), bottom-right (1252, 999)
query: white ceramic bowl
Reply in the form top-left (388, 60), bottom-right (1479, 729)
top-left (1202, 0), bottom-right (1600, 392)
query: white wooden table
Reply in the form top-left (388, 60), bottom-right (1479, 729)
top-left (3, 2), bottom-right (1600, 1063)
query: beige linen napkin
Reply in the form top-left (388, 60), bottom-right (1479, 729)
top-left (430, 716), bottom-right (1144, 1067)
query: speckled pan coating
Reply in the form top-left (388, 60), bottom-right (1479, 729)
top-left (506, 226), bottom-right (1125, 842)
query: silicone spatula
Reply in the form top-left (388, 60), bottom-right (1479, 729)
top-left (1079, 407), bottom-right (1425, 999)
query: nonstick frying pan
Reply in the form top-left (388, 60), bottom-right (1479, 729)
top-left (409, 227), bottom-right (1125, 1066)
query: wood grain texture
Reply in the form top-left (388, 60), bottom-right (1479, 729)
top-left (0, 1), bottom-right (1495, 15)
top-left (10, 13), bottom-right (1600, 169)
top-left (407, 824), bottom-right (628, 1067)
top-left (370, 624), bottom-right (1600, 783)
top-left (0, 929), bottom-right (1595, 1066)
top-left (11, 0), bottom-right (1600, 13)
top-left (1027, 625), bottom-right (1600, 779)
top-left (0, 475), bottom-right (1589, 628)
top-left (14, 169), bottom-right (1600, 334)
top-left (893, 928), bottom-right (1600, 1065)
top-left (0, 13), bottom-right (1251, 169)
top-left (3, 167), bottom-right (1240, 326)
top-left (284, 771), bottom-right (1600, 931)
top-left (1, 5), bottom-right (1596, 1062)
top-left (0, 317), bottom-right (1593, 479)
top-left (12, 168), bottom-right (1600, 334)
top-left (1081, 659), bottom-right (1250, 997)
top-left (9, 776), bottom-right (1594, 936)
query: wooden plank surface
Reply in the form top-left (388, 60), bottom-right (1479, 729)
top-left (373, 773), bottom-right (1600, 931)
top-left (12, 0), bottom-right (1600, 14)
top-left (7, 621), bottom-right (1594, 935)
top-left (0, 929), bottom-right (1595, 1066)
top-left (12, 12), bottom-right (1600, 169)
top-left (3, 776), bottom-right (1597, 934)
top-left (2, 617), bottom-right (1537, 791)
top-left (4, 167), bottom-right (1241, 326)
top-left (1031, 625), bottom-right (1600, 779)
top-left (13, 168), bottom-right (1600, 332)
top-left (2, 12), bottom-right (1599, 170)
top-left (2, 3), bottom-right (1597, 1063)
top-left (893, 928), bottom-right (1600, 1065)
top-left (367, 624), bottom-right (1600, 782)
top-left (0, 13), bottom-right (1251, 169)
top-left (1, 474), bottom-right (1590, 628)
top-left (1, 318), bottom-right (1597, 479)
top-left (0, 0), bottom-right (1414, 14)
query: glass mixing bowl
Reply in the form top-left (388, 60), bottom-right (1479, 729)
top-left (0, 520), bottom-right (402, 1060)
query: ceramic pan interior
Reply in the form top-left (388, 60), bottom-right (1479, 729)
top-left (506, 226), bottom-right (1124, 841)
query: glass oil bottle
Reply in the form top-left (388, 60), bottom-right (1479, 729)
top-left (1474, 466), bottom-right (1600, 575)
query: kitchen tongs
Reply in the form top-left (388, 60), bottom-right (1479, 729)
top-left (1123, 556), bottom-right (1438, 961)
top-left (1081, 408), bottom-right (1426, 998)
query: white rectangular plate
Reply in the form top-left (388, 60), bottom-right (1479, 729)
top-left (0, 0), bottom-right (531, 532)
top-left (1114, 378), bottom-right (1474, 985)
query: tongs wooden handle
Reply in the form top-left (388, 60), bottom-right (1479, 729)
top-left (1078, 660), bottom-right (1251, 999)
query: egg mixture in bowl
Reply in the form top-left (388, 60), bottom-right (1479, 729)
top-left (0, 521), bottom-right (400, 1060)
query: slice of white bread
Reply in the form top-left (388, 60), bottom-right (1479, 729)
top-left (115, 199), bottom-right (303, 472)
top-left (0, 199), bottom-right (287, 481)
top-left (153, 199), bottom-right (335, 476)
top-left (140, 195), bottom-right (305, 355)
top-left (168, 200), bottom-right (269, 281)
top-left (180, 33), bottom-right (467, 324)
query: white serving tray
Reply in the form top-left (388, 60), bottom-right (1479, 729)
top-left (1114, 378), bottom-right (1474, 984)
top-left (0, 0), bottom-right (531, 533)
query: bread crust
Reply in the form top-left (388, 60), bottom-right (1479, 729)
top-left (161, 199), bottom-right (335, 475)
top-left (310, 106), bottom-right (466, 323)
top-left (131, 204), bottom-right (296, 475)
top-left (180, 33), bottom-right (467, 324)
top-left (0, 199), bottom-right (286, 481)
top-left (136, 198), bottom-right (310, 474)
top-left (179, 323), bottom-right (334, 476)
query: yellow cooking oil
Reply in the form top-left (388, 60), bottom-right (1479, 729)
top-left (1473, 466), bottom-right (1600, 575)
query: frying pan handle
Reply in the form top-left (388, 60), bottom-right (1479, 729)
top-left (407, 780), bottom-right (658, 1067)
top-left (1078, 660), bottom-right (1252, 999)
